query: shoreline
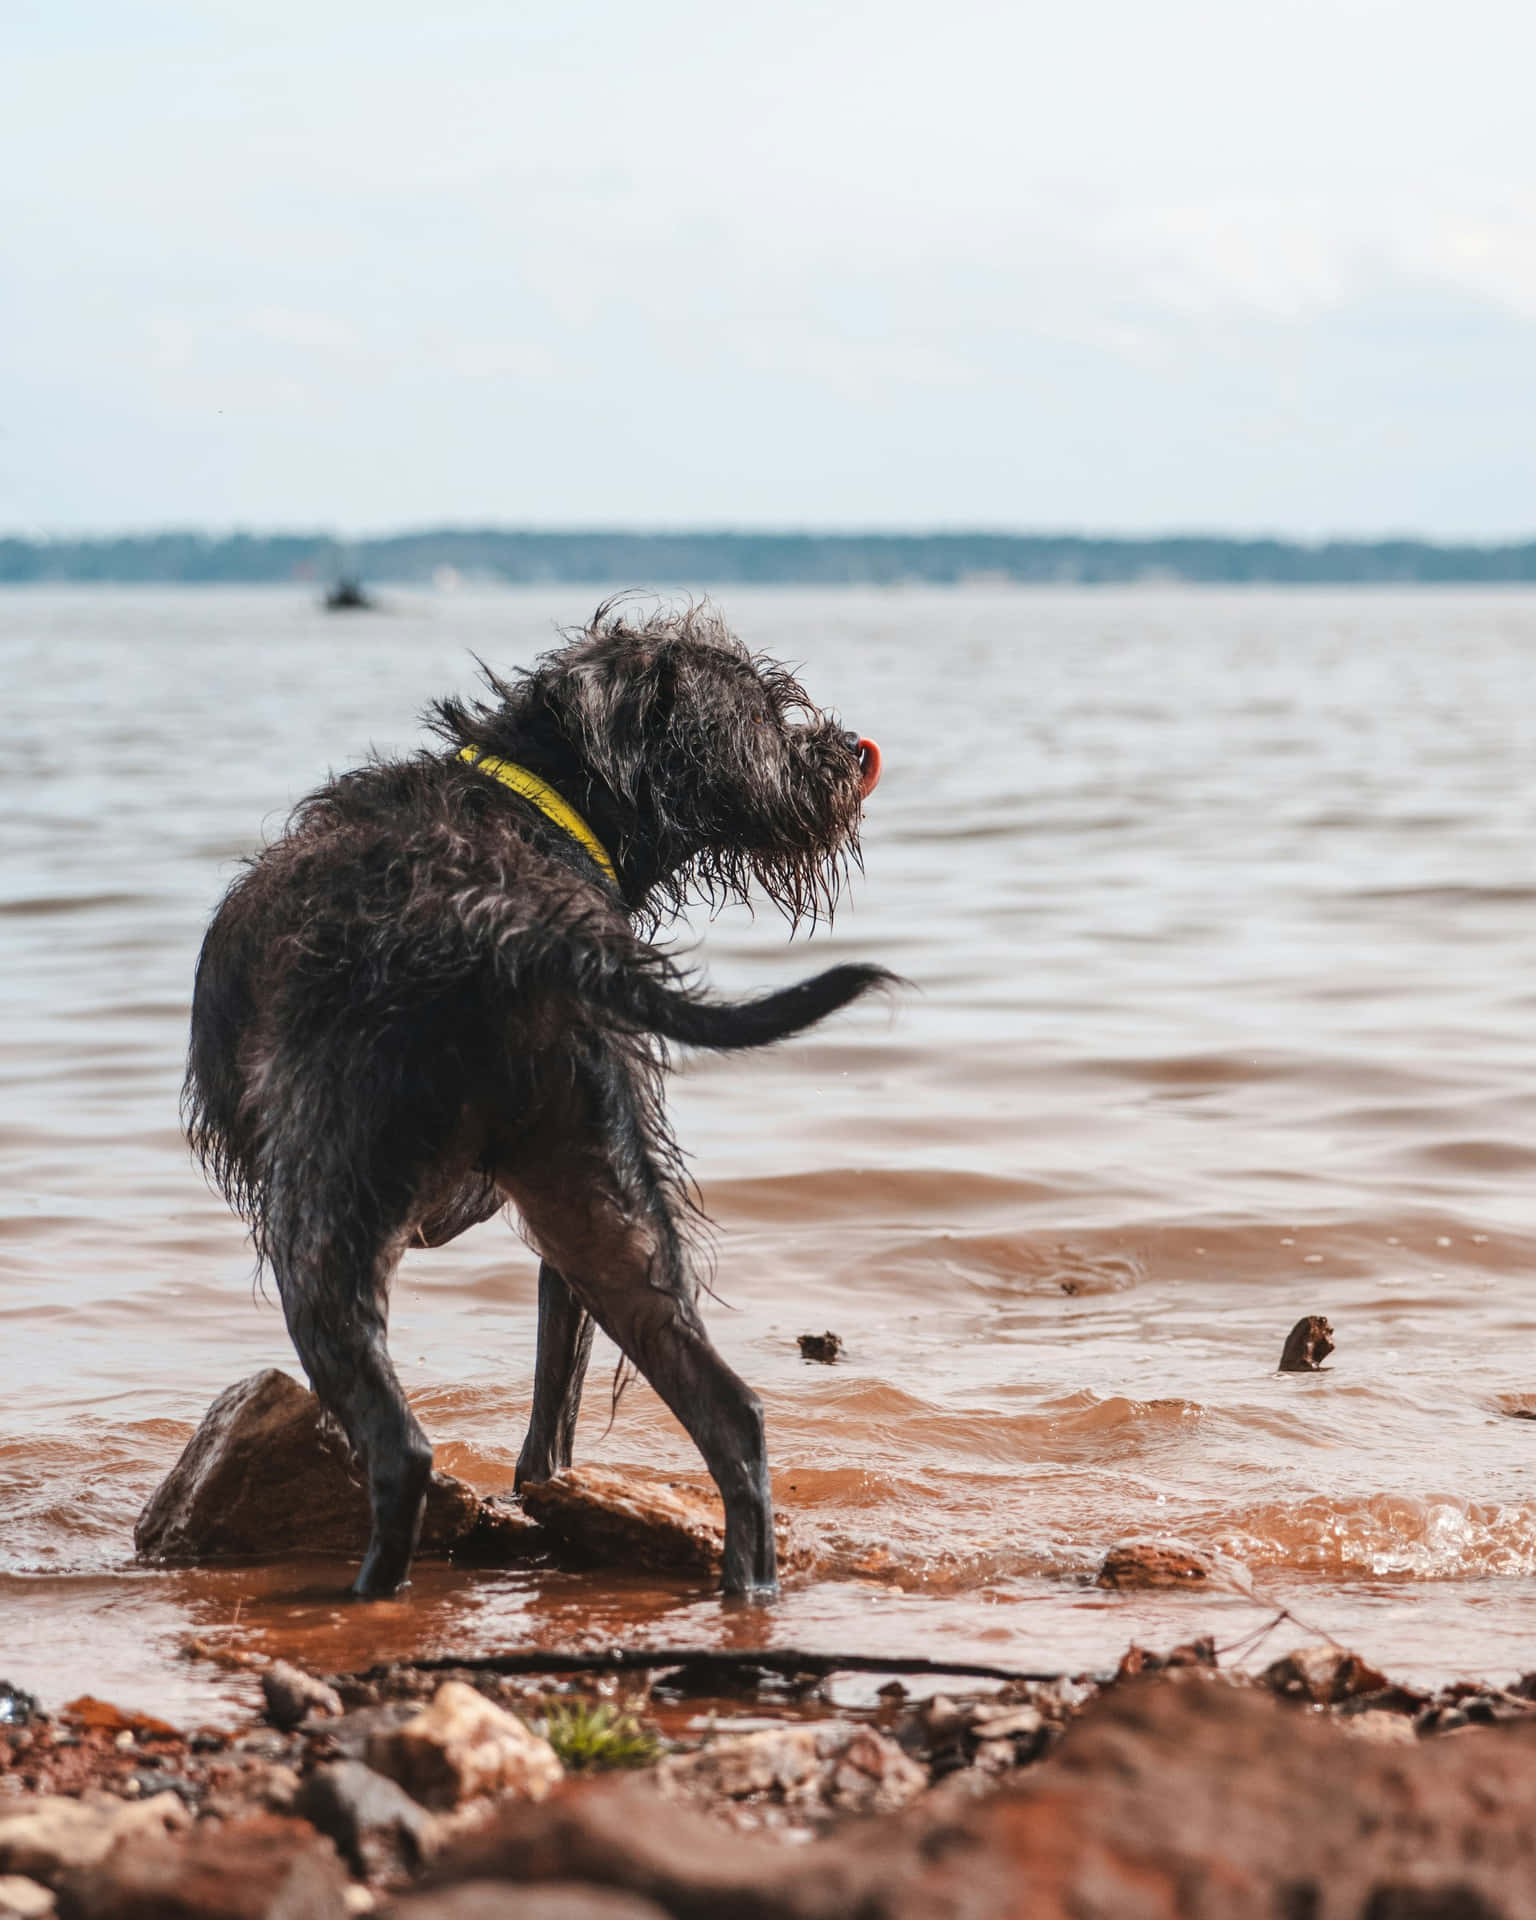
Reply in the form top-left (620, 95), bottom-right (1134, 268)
top-left (5, 1632), bottom-right (1536, 1916)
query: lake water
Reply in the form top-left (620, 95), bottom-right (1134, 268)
top-left (5, 584), bottom-right (1536, 1722)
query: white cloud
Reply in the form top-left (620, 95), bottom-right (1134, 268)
top-left (6, 0), bottom-right (1536, 531)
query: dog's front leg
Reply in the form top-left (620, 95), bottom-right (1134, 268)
top-left (514, 1259), bottom-right (596, 1486)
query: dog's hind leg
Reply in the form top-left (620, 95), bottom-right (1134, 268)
top-left (514, 1260), bottom-right (596, 1487)
top-left (504, 1091), bottom-right (777, 1596)
top-left (268, 1191), bottom-right (431, 1599)
top-left (589, 1273), bottom-right (777, 1596)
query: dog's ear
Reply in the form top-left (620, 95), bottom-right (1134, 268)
top-left (552, 636), bottom-right (677, 809)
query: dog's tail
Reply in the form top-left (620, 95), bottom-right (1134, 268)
top-left (455, 882), bottom-right (901, 1053)
top-left (610, 960), bottom-right (901, 1052)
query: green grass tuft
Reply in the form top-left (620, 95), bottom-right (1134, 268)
top-left (539, 1695), bottom-right (662, 1771)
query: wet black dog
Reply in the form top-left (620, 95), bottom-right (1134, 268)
top-left (184, 605), bottom-right (888, 1599)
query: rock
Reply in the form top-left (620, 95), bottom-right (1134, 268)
top-left (821, 1730), bottom-right (927, 1816)
top-left (1279, 1314), bottom-right (1335, 1371)
top-left (1116, 1637), bottom-right (1218, 1677)
top-left (296, 1761), bottom-right (436, 1882)
top-left (60, 1700), bottom-right (176, 1741)
top-left (302, 1703), bottom-right (423, 1765)
top-left (0, 1686), bottom-right (40, 1730)
top-left (916, 1695), bottom-right (1052, 1778)
top-left (517, 1470), bottom-right (724, 1577)
top-left (1261, 1644), bottom-right (1389, 1705)
top-left (969, 1704), bottom-right (1045, 1743)
top-left (1095, 1540), bottom-right (1211, 1589)
top-left (658, 1727), bottom-right (821, 1804)
top-left (518, 1467), bottom-right (808, 1578)
top-left (656, 1724), bottom-right (924, 1820)
top-left (0, 1877), bottom-right (55, 1919)
top-left (54, 1813), bottom-right (349, 1920)
top-left (411, 1678), bottom-right (1536, 1918)
top-left (201, 1761), bottom-right (304, 1823)
top-left (408, 1783), bottom-right (802, 1916)
top-left (391, 1885), bottom-right (672, 1919)
top-left (0, 1793), bottom-right (189, 1886)
top-left (261, 1661), bottom-right (343, 1731)
top-left (1338, 1711), bottom-right (1420, 1746)
top-left (366, 1683), bottom-right (562, 1811)
top-left (796, 1333), bottom-right (843, 1364)
top-left (456, 1496), bottom-right (545, 1563)
top-left (134, 1371), bottom-right (540, 1566)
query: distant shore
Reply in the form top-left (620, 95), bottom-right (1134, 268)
top-left (6, 528), bottom-right (1536, 587)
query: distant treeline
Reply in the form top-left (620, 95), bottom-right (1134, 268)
top-left (6, 529), bottom-right (1536, 586)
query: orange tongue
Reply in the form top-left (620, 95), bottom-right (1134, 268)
top-left (857, 737), bottom-right (882, 797)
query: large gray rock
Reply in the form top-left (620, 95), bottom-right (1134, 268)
top-left (134, 1371), bottom-right (540, 1565)
top-left (295, 1760), bottom-right (436, 1882)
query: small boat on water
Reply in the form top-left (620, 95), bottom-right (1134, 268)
top-left (323, 577), bottom-right (375, 612)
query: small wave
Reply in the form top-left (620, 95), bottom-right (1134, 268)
top-left (1214, 1493), bottom-right (1536, 1580)
top-left (1075, 1052), bottom-right (1294, 1090)
top-left (883, 1231), bottom-right (1142, 1296)
top-left (1353, 884), bottom-right (1536, 907)
top-left (0, 891), bottom-right (149, 918)
top-left (1409, 1139), bottom-right (1536, 1175)
top-left (704, 1166), bottom-right (1061, 1226)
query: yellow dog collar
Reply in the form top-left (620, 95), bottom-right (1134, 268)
top-left (456, 747), bottom-right (618, 886)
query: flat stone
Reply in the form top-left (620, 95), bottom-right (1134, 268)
top-left (391, 1884), bottom-right (671, 1920)
top-left (295, 1761), bottom-right (436, 1882)
top-left (366, 1683), bottom-right (562, 1812)
top-left (519, 1467), bottom-right (809, 1578)
top-left (1095, 1540), bottom-right (1211, 1589)
top-left (134, 1371), bottom-right (541, 1566)
top-left (54, 1813), bottom-right (349, 1920)
top-left (0, 1877), bottom-right (55, 1919)
top-left (1337, 1711), bottom-right (1420, 1746)
top-left (0, 1793), bottom-right (189, 1886)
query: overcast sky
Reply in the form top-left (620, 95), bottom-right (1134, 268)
top-left (7, 0), bottom-right (1536, 536)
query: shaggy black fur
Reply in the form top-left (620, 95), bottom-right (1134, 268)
top-left (184, 604), bottom-right (893, 1598)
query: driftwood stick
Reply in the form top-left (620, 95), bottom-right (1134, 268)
top-left (346, 1646), bottom-right (1082, 1687)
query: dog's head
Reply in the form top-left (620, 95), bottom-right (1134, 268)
top-left (436, 602), bottom-right (880, 927)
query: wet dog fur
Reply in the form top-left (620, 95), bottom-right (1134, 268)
top-left (183, 604), bottom-right (891, 1598)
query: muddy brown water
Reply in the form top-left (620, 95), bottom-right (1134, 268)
top-left (5, 585), bottom-right (1536, 1723)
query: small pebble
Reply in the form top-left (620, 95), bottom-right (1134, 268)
top-left (797, 1331), bottom-right (844, 1364)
